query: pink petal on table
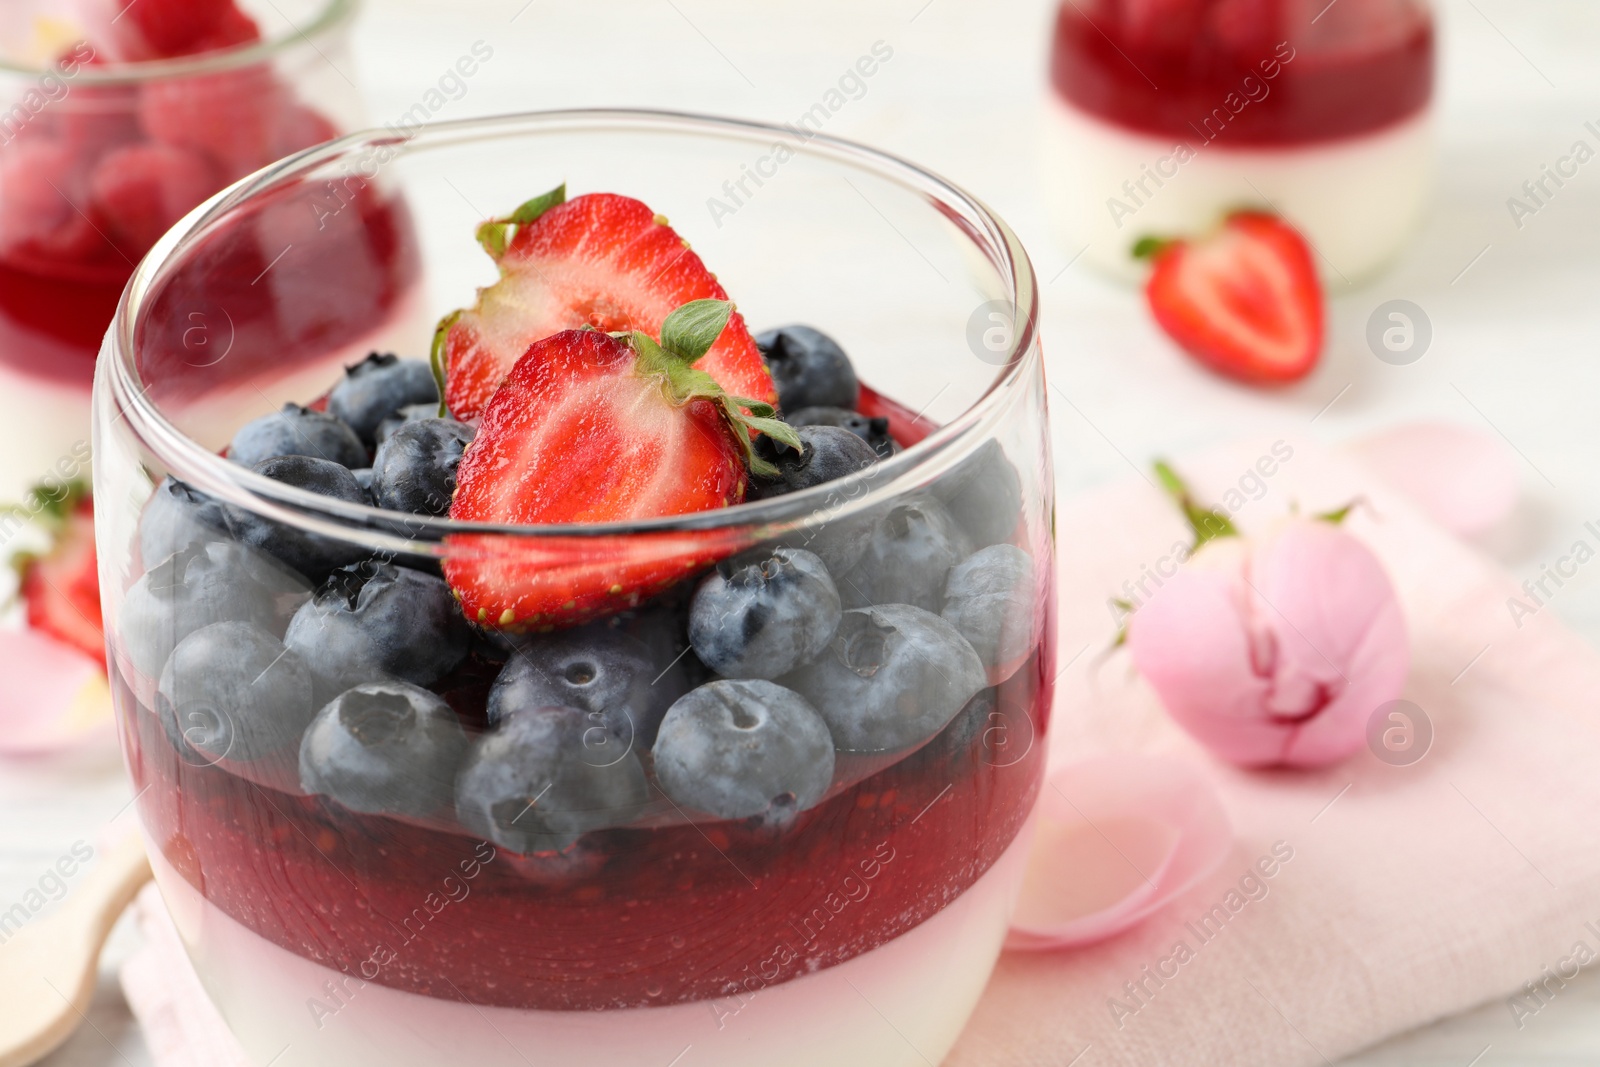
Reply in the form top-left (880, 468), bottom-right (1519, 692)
top-left (1006, 754), bottom-right (1233, 951)
top-left (0, 627), bottom-right (115, 756)
top-left (1348, 422), bottom-right (1519, 537)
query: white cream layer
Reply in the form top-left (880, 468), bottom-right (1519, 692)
top-left (1041, 94), bottom-right (1435, 285)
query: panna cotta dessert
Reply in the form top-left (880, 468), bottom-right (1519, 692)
top-left (0, 0), bottom-right (371, 499)
top-left (1042, 0), bottom-right (1435, 283)
top-left (96, 115), bottom-right (1055, 1067)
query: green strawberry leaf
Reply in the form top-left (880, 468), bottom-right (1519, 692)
top-left (1131, 235), bottom-right (1173, 260)
top-left (430, 310), bottom-right (461, 417)
top-left (476, 219), bottom-right (508, 259)
top-left (741, 414), bottom-right (803, 452)
top-left (5, 478), bottom-right (90, 601)
top-left (628, 304), bottom-right (803, 480)
top-left (660, 299), bottom-right (733, 365)
top-left (510, 183), bottom-right (567, 225)
top-left (475, 182), bottom-right (567, 260)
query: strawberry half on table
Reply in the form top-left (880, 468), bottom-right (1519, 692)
top-left (1135, 211), bottom-right (1324, 385)
top-left (9, 481), bottom-right (105, 668)
top-left (435, 185), bottom-right (776, 421)
top-left (445, 299), bottom-right (800, 632)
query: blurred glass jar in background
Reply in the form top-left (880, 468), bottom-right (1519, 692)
top-left (1042, 0), bottom-right (1435, 284)
top-left (0, 0), bottom-right (369, 499)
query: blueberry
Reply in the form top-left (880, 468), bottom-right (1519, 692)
top-left (755, 325), bottom-right (859, 411)
top-left (653, 680), bottom-right (835, 820)
top-left (351, 468), bottom-right (375, 499)
top-left (489, 624), bottom-right (682, 749)
top-left (376, 404), bottom-right (442, 446)
top-left (688, 547), bottom-right (840, 679)
top-left (224, 455), bottom-right (368, 579)
top-left (912, 686), bottom-right (995, 772)
top-left (284, 561), bottom-right (471, 703)
top-left (942, 545), bottom-right (1038, 685)
top-left (777, 515), bottom-right (871, 580)
top-left (932, 439), bottom-right (1023, 549)
top-left (455, 705), bottom-right (650, 853)
top-left (750, 425), bottom-right (879, 501)
top-left (327, 354), bottom-right (439, 446)
top-left (906, 686), bottom-right (1035, 776)
top-left (157, 620), bottom-right (315, 762)
top-left (837, 494), bottom-right (971, 612)
top-left (370, 418), bottom-right (475, 515)
top-left (783, 603), bottom-right (985, 753)
top-left (300, 681), bottom-right (467, 817)
top-left (137, 478), bottom-right (227, 565)
top-left (229, 403), bottom-right (367, 469)
top-left (787, 406), bottom-right (898, 459)
top-left (598, 589), bottom-right (708, 695)
top-left (119, 541), bottom-right (310, 679)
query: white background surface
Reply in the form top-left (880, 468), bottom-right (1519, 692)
top-left (4, 0), bottom-right (1600, 1064)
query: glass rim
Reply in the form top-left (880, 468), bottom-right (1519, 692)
top-left (104, 107), bottom-right (1042, 545)
top-left (0, 0), bottom-right (356, 83)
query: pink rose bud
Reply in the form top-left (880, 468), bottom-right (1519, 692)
top-left (1126, 464), bottom-right (1410, 768)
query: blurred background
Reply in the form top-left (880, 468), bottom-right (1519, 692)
top-left (326, 0), bottom-right (1600, 634)
top-left (4, 1), bottom-right (1600, 1064)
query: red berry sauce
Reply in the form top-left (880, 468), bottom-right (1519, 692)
top-left (1049, 0), bottom-right (1434, 145)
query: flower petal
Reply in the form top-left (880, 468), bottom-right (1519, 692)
top-left (1348, 422), bottom-right (1519, 537)
top-left (1250, 521), bottom-right (1410, 766)
top-left (1006, 754), bottom-right (1233, 950)
top-left (1126, 557), bottom-right (1283, 765)
top-left (0, 627), bottom-right (115, 756)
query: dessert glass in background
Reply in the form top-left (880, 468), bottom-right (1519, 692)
top-left (94, 111), bottom-right (1054, 1067)
top-left (1043, 0), bottom-right (1435, 283)
top-left (0, 0), bottom-right (371, 499)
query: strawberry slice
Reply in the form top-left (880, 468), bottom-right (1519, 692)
top-left (445, 299), bottom-right (799, 631)
top-left (10, 482), bottom-right (105, 668)
top-left (1136, 211), bottom-right (1324, 385)
top-left (436, 186), bottom-right (776, 421)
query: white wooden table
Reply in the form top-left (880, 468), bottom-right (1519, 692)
top-left (5, 0), bottom-right (1600, 1063)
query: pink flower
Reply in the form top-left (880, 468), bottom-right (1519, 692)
top-left (1006, 754), bottom-right (1233, 950)
top-left (1127, 512), bottom-right (1409, 768)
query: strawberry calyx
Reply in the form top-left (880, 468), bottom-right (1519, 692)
top-left (430, 308), bottom-right (461, 417)
top-left (612, 298), bottom-right (802, 479)
top-left (6, 478), bottom-right (92, 589)
top-left (1131, 234), bottom-right (1177, 260)
top-left (475, 182), bottom-right (567, 261)
top-left (5, 478), bottom-right (105, 668)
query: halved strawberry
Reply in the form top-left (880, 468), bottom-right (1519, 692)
top-left (445, 299), bottom-right (799, 631)
top-left (1136, 211), bottom-right (1323, 385)
top-left (436, 186), bottom-right (776, 421)
top-left (10, 482), bottom-right (104, 668)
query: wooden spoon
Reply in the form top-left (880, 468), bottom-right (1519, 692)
top-left (0, 832), bottom-right (153, 1067)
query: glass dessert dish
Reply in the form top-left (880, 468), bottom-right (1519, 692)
top-left (1043, 0), bottom-right (1435, 283)
top-left (0, 0), bottom-right (372, 498)
top-left (94, 110), bottom-right (1054, 1067)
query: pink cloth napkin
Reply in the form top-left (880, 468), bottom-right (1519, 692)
top-left (121, 883), bottom-right (251, 1067)
top-left (120, 434), bottom-right (1600, 1067)
top-left (948, 434), bottom-right (1600, 1066)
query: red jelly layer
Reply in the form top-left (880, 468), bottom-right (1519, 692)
top-left (121, 639), bottom-right (1050, 1012)
top-left (0, 259), bottom-right (126, 386)
top-left (1049, 0), bottom-right (1434, 145)
top-left (0, 177), bottom-right (416, 391)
